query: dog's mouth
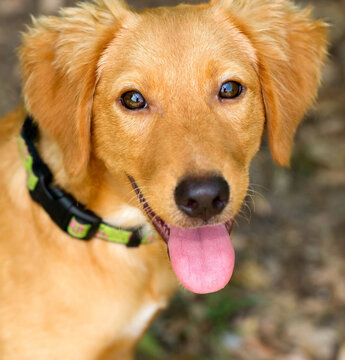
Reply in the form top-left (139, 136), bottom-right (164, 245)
top-left (129, 176), bottom-right (235, 294)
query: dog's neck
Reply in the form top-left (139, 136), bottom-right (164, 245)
top-left (36, 127), bottom-right (149, 231)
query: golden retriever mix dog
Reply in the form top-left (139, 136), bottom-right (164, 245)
top-left (0, 0), bottom-right (327, 358)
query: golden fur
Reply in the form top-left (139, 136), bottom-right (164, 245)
top-left (0, 0), bottom-right (327, 359)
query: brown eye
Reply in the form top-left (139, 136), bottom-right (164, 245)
top-left (121, 91), bottom-right (147, 110)
top-left (219, 81), bottom-right (242, 99)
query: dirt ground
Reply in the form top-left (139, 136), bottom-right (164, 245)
top-left (0, 0), bottom-right (344, 359)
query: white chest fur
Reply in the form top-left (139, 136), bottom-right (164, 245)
top-left (121, 302), bottom-right (160, 338)
top-left (104, 205), bottom-right (155, 244)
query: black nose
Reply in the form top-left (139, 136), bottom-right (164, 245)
top-left (174, 176), bottom-right (230, 222)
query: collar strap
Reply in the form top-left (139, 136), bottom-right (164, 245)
top-left (18, 116), bottom-right (154, 247)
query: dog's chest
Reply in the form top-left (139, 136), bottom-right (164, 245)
top-left (120, 302), bottom-right (160, 338)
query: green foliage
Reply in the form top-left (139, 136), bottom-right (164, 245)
top-left (137, 332), bottom-right (166, 360)
top-left (205, 289), bottom-right (263, 333)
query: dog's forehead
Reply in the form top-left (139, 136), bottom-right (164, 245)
top-left (100, 6), bottom-right (257, 83)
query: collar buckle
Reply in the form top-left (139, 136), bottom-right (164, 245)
top-left (30, 173), bottom-right (101, 240)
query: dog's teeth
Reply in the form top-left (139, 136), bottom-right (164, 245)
top-left (131, 179), bottom-right (169, 240)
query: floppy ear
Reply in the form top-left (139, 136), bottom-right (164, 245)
top-left (20, 0), bottom-right (131, 176)
top-left (212, 0), bottom-right (328, 166)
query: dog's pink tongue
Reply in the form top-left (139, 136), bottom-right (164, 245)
top-left (168, 225), bottom-right (235, 294)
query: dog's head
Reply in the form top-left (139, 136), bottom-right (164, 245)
top-left (20, 0), bottom-right (327, 293)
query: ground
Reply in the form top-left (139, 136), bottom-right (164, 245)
top-left (0, 0), bottom-right (344, 359)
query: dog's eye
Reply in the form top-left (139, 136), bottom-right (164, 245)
top-left (219, 81), bottom-right (242, 99)
top-left (121, 91), bottom-right (147, 110)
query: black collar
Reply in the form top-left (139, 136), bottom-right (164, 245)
top-left (18, 116), bottom-right (154, 247)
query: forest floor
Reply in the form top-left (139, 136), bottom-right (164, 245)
top-left (0, 0), bottom-right (344, 359)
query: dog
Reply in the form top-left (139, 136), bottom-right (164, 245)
top-left (0, 0), bottom-right (327, 358)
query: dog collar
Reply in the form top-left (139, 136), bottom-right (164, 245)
top-left (18, 115), bottom-right (155, 247)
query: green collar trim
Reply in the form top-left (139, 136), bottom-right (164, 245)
top-left (18, 136), bottom-right (39, 191)
top-left (67, 216), bottom-right (155, 245)
top-left (18, 116), bottom-right (155, 247)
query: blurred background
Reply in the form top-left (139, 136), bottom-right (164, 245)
top-left (0, 0), bottom-right (344, 359)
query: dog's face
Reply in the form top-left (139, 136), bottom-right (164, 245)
top-left (93, 6), bottom-right (264, 228)
top-left (20, 0), bottom-right (327, 293)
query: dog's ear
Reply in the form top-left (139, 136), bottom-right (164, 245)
top-left (20, 1), bottom-right (131, 176)
top-left (212, 0), bottom-right (328, 166)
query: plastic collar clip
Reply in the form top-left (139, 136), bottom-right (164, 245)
top-left (30, 174), bottom-right (102, 240)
